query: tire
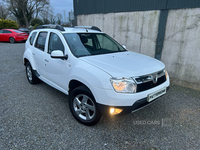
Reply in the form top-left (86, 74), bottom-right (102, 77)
top-left (9, 37), bottom-right (15, 43)
top-left (69, 86), bottom-right (101, 126)
top-left (26, 61), bottom-right (39, 84)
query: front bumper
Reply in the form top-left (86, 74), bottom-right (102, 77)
top-left (97, 86), bottom-right (170, 116)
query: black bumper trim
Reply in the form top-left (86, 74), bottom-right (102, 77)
top-left (97, 86), bottom-right (170, 116)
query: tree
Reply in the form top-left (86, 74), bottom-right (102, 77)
top-left (40, 5), bottom-right (53, 24)
top-left (56, 13), bottom-right (63, 25)
top-left (49, 14), bottom-right (56, 24)
top-left (3, 0), bottom-right (50, 27)
top-left (0, 2), bottom-right (9, 19)
top-left (4, 0), bottom-right (33, 27)
top-left (31, 18), bottom-right (43, 26)
top-left (34, 0), bottom-right (50, 19)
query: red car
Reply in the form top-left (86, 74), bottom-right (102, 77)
top-left (0, 29), bottom-right (29, 43)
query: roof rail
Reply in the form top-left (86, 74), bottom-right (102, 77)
top-left (75, 26), bottom-right (101, 32)
top-left (35, 24), bottom-right (65, 31)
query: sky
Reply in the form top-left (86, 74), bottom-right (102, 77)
top-left (50, 0), bottom-right (73, 17)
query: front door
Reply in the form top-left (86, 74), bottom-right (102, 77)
top-left (43, 32), bottom-right (70, 92)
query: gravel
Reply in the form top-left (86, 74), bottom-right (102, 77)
top-left (0, 42), bottom-right (200, 150)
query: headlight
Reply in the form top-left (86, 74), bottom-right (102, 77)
top-left (110, 78), bottom-right (137, 93)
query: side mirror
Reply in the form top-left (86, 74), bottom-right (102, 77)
top-left (51, 50), bottom-right (68, 60)
top-left (122, 45), bottom-right (127, 49)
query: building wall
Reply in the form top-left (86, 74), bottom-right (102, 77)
top-left (161, 8), bottom-right (200, 90)
top-left (74, 0), bottom-right (200, 15)
top-left (77, 8), bottom-right (200, 90)
top-left (77, 10), bottom-right (160, 58)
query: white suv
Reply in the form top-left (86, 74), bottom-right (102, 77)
top-left (23, 25), bottom-right (170, 125)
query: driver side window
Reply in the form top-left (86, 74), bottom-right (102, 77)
top-left (96, 34), bottom-right (118, 51)
top-left (48, 33), bottom-right (64, 54)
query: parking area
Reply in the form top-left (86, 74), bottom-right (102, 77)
top-left (0, 42), bottom-right (200, 149)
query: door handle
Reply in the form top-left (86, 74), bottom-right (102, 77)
top-left (32, 53), bottom-right (35, 56)
top-left (45, 59), bottom-right (49, 62)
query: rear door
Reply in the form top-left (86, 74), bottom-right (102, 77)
top-left (32, 31), bottom-right (48, 76)
top-left (3, 30), bottom-right (12, 41)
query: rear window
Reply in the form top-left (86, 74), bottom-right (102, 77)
top-left (13, 30), bottom-right (23, 33)
top-left (29, 32), bottom-right (37, 45)
top-left (35, 32), bottom-right (47, 51)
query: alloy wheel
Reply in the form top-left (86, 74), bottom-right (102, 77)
top-left (73, 94), bottom-right (96, 121)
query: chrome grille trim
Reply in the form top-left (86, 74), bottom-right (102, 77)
top-left (132, 69), bottom-right (166, 84)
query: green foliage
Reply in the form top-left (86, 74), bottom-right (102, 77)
top-left (33, 24), bottom-right (39, 29)
top-left (0, 19), bottom-right (19, 29)
top-left (31, 18), bottom-right (43, 26)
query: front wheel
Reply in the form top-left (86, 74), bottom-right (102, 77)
top-left (69, 86), bottom-right (101, 126)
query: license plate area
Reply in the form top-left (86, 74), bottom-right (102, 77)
top-left (148, 87), bottom-right (166, 102)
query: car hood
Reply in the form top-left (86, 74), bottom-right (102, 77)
top-left (80, 51), bottom-right (165, 77)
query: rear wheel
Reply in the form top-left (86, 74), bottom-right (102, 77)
top-left (26, 62), bottom-right (39, 84)
top-left (9, 37), bottom-right (15, 43)
top-left (69, 86), bottom-right (101, 126)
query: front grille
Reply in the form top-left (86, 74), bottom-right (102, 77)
top-left (136, 75), bottom-right (166, 92)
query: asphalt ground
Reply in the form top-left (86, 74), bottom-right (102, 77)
top-left (0, 42), bottom-right (200, 150)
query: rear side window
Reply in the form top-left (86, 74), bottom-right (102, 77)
top-left (3, 30), bottom-right (12, 33)
top-left (35, 32), bottom-right (47, 51)
top-left (29, 32), bottom-right (37, 45)
top-left (13, 30), bottom-right (23, 33)
top-left (0, 30), bottom-right (3, 33)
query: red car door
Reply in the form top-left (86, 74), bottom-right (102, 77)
top-left (3, 30), bottom-right (12, 41)
top-left (0, 30), bottom-right (12, 42)
top-left (0, 30), bottom-right (5, 41)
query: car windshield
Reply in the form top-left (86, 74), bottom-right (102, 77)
top-left (63, 33), bottom-right (126, 57)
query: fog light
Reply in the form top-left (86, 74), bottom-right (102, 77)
top-left (110, 108), bottom-right (123, 115)
top-left (165, 69), bottom-right (169, 80)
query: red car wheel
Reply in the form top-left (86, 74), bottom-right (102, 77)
top-left (9, 37), bottom-right (15, 43)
